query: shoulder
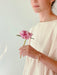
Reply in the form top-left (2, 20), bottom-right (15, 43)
top-left (29, 23), bottom-right (40, 32)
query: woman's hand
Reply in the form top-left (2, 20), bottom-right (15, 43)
top-left (19, 45), bottom-right (39, 59)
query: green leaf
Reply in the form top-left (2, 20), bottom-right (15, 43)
top-left (16, 35), bottom-right (21, 37)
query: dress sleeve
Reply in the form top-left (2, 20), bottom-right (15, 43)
top-left (48, 25), bottom-right (57, 61)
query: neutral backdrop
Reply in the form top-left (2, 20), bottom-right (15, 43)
top-left (0, 0), bottom-right (57, 75)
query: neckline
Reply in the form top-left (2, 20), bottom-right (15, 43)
top-left (39, 19), bottom-right (57, 23)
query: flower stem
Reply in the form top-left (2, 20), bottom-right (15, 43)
top-left (20, 39), bottom-right (26, 58)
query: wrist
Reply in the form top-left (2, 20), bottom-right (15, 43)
top-left (36, 51), bottom-right (42, 62)
top-left (38, 53), bottom-right (41, 63)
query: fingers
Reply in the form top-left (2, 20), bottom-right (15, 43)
top-left (19, 45), bottom-right (29, 57)
top-left (19, 50), bottom-right (25, 57)
top-left (19, 45), bottom-right (25, 50)
top-left (19, 47), bottom-right (25, 51)
top-left (19, 48), bottom-right (28, 57)
top-left (22, 52), bottom-right (25, 57)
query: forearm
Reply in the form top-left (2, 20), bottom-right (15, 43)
top-left (36, 51), bottom-right (57, 73)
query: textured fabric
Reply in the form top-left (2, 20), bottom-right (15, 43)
top-left (23, 19), bottom-right (57, 75)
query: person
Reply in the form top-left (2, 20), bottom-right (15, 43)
top-left (19, 0), bottom-right (57, 75)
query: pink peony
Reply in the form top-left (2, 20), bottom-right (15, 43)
top-left (19, 30), bottom-right (33, 40)
top-left (16, 30), bottom-right (34, 58)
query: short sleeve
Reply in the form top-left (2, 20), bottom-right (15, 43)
top-left (53, 25), bottom-right (57, 61)
top-left (48, 25), bottom-right (57, 61)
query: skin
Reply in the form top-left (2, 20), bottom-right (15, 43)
top-left (19, 45), bottom-right (38, 59)
top-left (31, 0), bottom-right (57, 22)
top-left (19, 0), bottom-right (57, 59)
top-left (19, 0), bottom-right (57, 73)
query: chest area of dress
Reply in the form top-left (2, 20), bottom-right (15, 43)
top-left (30, 24), bottom-right (54, 52)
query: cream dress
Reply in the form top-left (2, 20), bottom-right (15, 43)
top-left (23, 19), bottom-right (57, 75)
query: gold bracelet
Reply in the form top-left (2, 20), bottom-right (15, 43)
top-left (38, 54), bottom-right (41, 63)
